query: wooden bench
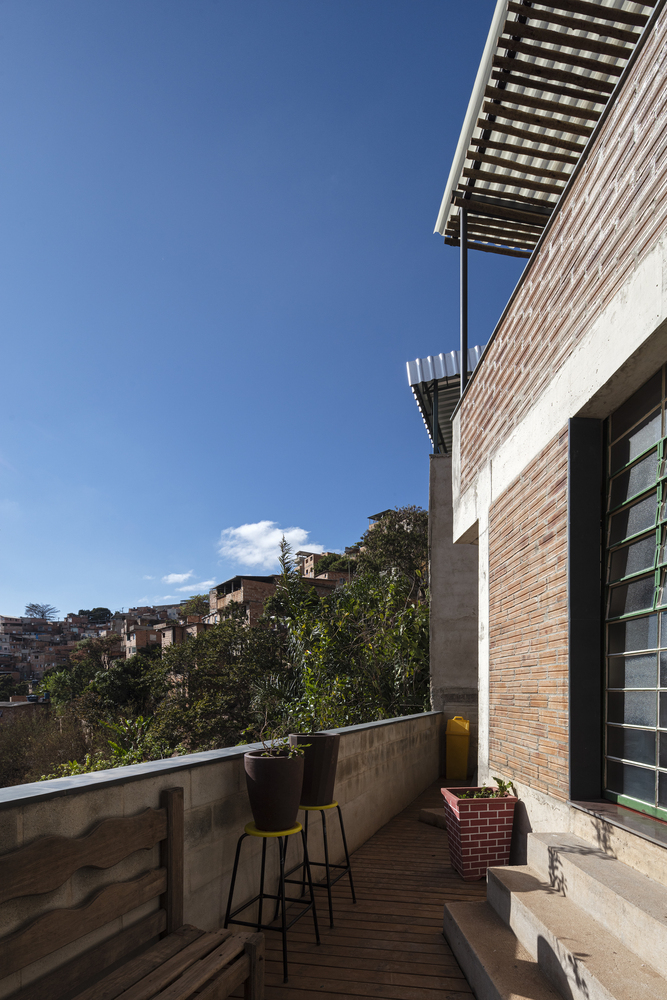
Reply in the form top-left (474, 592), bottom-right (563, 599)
top-left (0, 787), bottom-right (264, 1000)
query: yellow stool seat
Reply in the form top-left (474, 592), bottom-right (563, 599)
top-left (299, 801), bottom-right (338, 811)
top-left (244, 821), bottom-right (302, 838)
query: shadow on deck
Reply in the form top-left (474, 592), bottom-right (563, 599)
top-left (256, 781), bottom-right (485, 1000)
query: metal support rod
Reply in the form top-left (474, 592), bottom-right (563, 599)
top-left (460, 206), bottom-right (468, 397)
top-left (432, 380), bottom-right (439, 455)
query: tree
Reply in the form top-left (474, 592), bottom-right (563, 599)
top-left (311, 553), bottom-right (356, 578)
top-left (356, 506), bottom-right (428, 600)
top-left (263, 537), bottom-right (324, 621)
top-left (0, 675), bottom-right (27, 700)
top-left (180, 594), bottom-right (209, 617)
top-left (24, 603), bottom-right (59, 620)
top-left (285, 572), bottom-right (430, 731)
top-left (41, 635), bottom-right (124, 709)
top-left (78, 607), bottom-right (112, 623)
top-left (153, 616), bottom-right (286, 752)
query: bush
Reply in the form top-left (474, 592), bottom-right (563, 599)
top-left (0, 710), bottom-right (98, 786)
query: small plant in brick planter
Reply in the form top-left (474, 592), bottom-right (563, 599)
top-left (441, 778), bottom-right (518, 882)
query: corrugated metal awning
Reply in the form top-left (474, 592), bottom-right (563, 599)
top-left (435, 0), bottom-right (656, 258)
top-left (407, 346), bottom-right (485, 453)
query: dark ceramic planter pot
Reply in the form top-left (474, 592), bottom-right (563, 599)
top-left (290, 733), bottom-right (340, 807)
top-left (244, 750), bottom-right (304, 832)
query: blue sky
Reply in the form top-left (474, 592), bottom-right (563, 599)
top-left (0, 0), bottom-right (524, 616)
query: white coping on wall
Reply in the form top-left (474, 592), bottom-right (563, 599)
top-left (0, 711), bottom-right (441, 809)
top-left (0, 711), bottom-right (443, 997)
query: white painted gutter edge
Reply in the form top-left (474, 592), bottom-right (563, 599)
top-left (433, 0), bottom-right (509, 237)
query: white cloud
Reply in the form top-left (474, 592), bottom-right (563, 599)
top-left (162, 571), bottom-right (193, 584)
top-left (217, 521), bottom-right (323, 570)
top-left (176, 579), bottom-right (216, 593)
top-left (143, 575), bottom-right (155, 580)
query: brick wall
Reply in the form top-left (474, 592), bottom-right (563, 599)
top-left (488, 428), bottom-right (569, 800)
top-left (459, 6), bottom-right (667, 493)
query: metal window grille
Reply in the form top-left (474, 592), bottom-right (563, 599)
top-left (605, 365), bottom-right (667, 819)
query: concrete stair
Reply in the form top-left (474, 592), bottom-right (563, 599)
top-left (443, 899), bottom-right (562, 1000)
top-left (527, 832), bottom-right (667, 979)
top-left (443, 831), bottom-right (667, 1000)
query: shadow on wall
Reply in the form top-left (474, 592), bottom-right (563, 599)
top-left (590, 814), bottom-right (615, 857)
top-left (537, 935), bottom-right (590, 1000)
top-left (509, 799), bottom-right (533, 866)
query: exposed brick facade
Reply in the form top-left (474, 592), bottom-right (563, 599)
top-left (459, 7), bottom-right (667, 493)
top-left (487, 429), bottom-right (569, 801)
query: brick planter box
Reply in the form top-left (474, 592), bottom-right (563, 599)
top-left (441, 786), bottom-right (518, 881)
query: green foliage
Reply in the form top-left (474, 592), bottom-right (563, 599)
top-left (311, 553), bottom-right (356, 578)
top-left (153, 615), bottom-right (287, 752)
top-left (40, 716), bottom-right (186, 779)
top-left (0, 676), bottom-right (28, 700)
top-left (86, 654), bottom-right (168, 717)
top-left (458, 777), bottom-right (516, 799)
top-left (78, 607), bottom-right (112, 623)
top-left (262, 537), bottom-right (320, 621)
top-left (5, 522), bottom-right (431, 787)
top-left (0, 710), bottom-right (99, 787)
top-left (41, 635), bottom-right (127, 710)
top-left (246, 720), bottom-right (310, 758)
top-left (284, 572), bottom-right (430, 731)
top-left (180, 594), bottom-right (209, 617)
top-left (356, 506), bottom-right (428, 599)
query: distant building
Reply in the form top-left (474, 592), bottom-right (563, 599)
top-left (208, 573), bottom-right (340, 626)
top-left (208, 576), bottom-right (279, 626)
top-left (295, 551), bottom-right (335, 578)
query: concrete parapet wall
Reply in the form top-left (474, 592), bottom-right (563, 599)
top-left (0, 711), bottom-right (442, 999)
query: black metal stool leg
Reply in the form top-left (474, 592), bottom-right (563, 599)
top-left (320, 807), bottom-right (334, 928)
top-left (301, 809), bottom-right (309, 897)
top-left (337, 803), bottom-right (356, 903)
top-left (257, 836), bottom-right (267, 932)
top-left (224, 832), bottom-right (247, 928)
top-left (301, 828), bottom-right (320, 945)
top-left (273, 833), bottom-right (286, 922)
top-left (279, 836), bottom-right (289, 982)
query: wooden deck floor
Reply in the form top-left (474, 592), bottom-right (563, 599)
top-left (260, 782), bottom-right (485, 1000)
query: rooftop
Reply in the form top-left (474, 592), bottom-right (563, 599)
top-left (407, 346), bottom-right (485, 453)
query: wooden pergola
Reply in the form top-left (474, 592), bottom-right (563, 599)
top-left (435, 0), bottom-right (658, 260)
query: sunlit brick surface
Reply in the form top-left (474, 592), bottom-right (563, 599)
top-left (488, 430), bottom-right (569, 800)
top-left (458, 5), bottom-right (667, 494)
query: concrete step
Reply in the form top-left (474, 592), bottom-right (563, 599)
top-left (487, 865), bottom-right (667, 1000)
top-left (418, 806), bottom-right (447, 830)
top-left (443, 899), bottom-right (562, 1000)
top-left (527, 831), bottom-right (667, 978)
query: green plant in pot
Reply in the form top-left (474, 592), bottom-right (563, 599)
top-left (244, 726), bottom-right (310, 832)
top-left (289, 732), bottom-right (340, 807)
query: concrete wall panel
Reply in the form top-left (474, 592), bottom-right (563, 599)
top-left (0, 711), bottom-right (442, 999)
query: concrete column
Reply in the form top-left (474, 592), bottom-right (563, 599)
top-left (428, 454), bottom-right (479, 777)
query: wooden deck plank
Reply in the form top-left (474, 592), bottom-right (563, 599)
top-left (264, 959), bottom-right (467, 990)
top-left (263, 945), bottom-right (466, 976)
top-left (235, 780), bottom-right (484, 1000)
top-left (263, 971), bottom-right (470, 999)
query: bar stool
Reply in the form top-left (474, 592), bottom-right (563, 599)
top-left (290, 801), bottom-right (356, 928)
top-left (224, 821), bottom-right (320, 983)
